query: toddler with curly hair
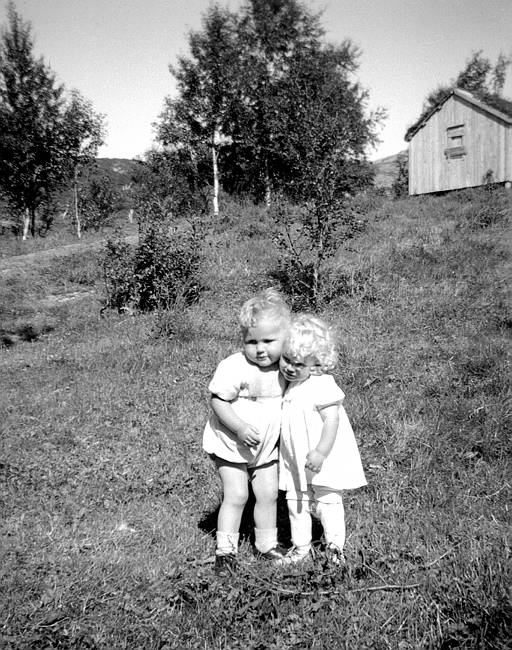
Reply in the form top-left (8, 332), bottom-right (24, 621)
top-left (278, 314), bottom-right (367, 566)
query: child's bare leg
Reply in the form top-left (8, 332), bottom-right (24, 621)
top-left (250, 461), bottom-right (278, 553)
top-left (215, 459), bottom-right (249, 555)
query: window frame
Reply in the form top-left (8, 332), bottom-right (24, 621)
top-left (445, 124), bottom-right (466, 159)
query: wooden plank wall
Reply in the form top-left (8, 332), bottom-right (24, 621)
top-left (409, 96), bottom-right (512, 194)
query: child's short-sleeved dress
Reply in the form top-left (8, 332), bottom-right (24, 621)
top-left (203, 352), bottom-right (286, 468)
top-left (279, 374), bottom-right (367, 494)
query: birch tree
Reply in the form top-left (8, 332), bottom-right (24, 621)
top-left (233, 0), bottom-right (323, 204)
top-left (417, 50), bottom-right (511, 132)
top-left (269, 42), bottom-right (380, 201)
top-left (156, 0), bottom-right (381, 210)
top-left (63, 90), bottom-right (105, 238)
top-left (156, 5), bottom-right (242, 215)
top-left (0, 4), bottom-right (104, 238)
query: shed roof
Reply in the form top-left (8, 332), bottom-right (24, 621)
top-left (405, 88), bottom-right (512, 142)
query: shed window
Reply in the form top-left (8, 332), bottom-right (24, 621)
top-left (445, 125), bottom-right (466, 159)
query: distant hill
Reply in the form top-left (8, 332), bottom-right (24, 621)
top-left (372, 150), bottom-right (408, 189)
top-left (96, 158), bottom-right (140, 189)
top-left (97, 154), bottom-right (409, 192)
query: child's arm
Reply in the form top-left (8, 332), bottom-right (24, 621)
top-left (305, 403), bottom-right (339, 472)
top-left (211, 395), bottom-right (261, 448)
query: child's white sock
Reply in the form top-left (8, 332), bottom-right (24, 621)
top-left (254, 527), bottom-right (278, 553)
top-left (216, 531), bottom-right (239, 556)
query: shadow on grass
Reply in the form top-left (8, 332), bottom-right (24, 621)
top-left (0, 323), bottom-right (55, 348)
top-left (198, 489), bottom-right (324, 550)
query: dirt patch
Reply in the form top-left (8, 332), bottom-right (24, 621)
top-left (40, 290), bottom-right (98, 307)
top-left (0, 235), bottom-right (138, 277)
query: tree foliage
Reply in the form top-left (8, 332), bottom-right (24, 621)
top-left (156, 4), bottom-right (243, 214)
top-left (392, 153), bottom-right (409, 198)
top-left (131, 149), bottom-right (209, 226)
top-left (0, 4), bottom-right (105, 236)
top-left (149, 0), bottom-right (384, 308)
top-left (77, 171), bottom-right (122, 231)
top-left (266, 42), bottom-right (378, 203)
top-left (156, 0), bottom-right (382, 210)
top-left (228, 0), bottom-right (326, 202)
top-left (422, 50), bottom-right (511, 116)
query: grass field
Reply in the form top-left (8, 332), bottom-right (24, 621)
top-left (1, 187), bottom-right (511, 649)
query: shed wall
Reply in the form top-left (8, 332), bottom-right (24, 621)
top-left (409, 95), bottom-right (512, 195)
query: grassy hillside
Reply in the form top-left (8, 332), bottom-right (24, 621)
top-left (96, 158), bottom-right (139, 189)
top-left (372, 150), bottom-right (408, 189)
top-left (0, 188), bottom-right (511, 648)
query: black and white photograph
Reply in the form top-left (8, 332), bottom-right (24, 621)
top-left (1, 1), bottom-right (510, 647)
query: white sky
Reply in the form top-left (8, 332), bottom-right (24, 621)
top-left (2, 0), bottom-right (511, 161)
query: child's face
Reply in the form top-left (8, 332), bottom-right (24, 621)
top-left (243, 319), bottom-right (286, 367)
top-left (279, 346), bottom-right (316, 383)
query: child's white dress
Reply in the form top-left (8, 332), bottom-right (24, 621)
top-left (203, 352), bottom-right (285, 468)
top-left (279, 374), bottom-right (367, 494)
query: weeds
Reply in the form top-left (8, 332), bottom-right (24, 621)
top-left (450, 184), bottom-right (511, 230)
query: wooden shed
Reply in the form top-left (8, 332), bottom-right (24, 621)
top-left (405, 88), bottom-right (512, 195)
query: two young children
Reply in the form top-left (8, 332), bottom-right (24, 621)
top-left (203, 288), bottom-right (366, 573)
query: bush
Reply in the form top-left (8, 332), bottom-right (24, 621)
top-left (78, 174), bottom-right (122, 231)
top-left (271, 262), bottom-right (376, 310)
top-left (392, 154), bottom-right (409, 198)
top-left (101, 238), bottom-right (136, 312)
top-left (134, 222), bottom-right (203, 311)
top-left (270, 195), bottom-right (367, 309)
top-left (101, 222), bottom-right (204, 313)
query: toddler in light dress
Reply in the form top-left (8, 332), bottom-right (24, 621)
top-left (278, 313), bottom-right (367, 566)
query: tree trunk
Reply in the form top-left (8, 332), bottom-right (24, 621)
top-left (22, 207), bottom-right (30, 240)
top-left (212, 124), bottom-right (222, 216)
top-left (61, 202), bottom-right (69, 221)
top-left (312, 216), bottom-right (325, 308)
top-left (74, 172), bottom-right (81, 239)
top-left (264, 157), bottom-right (271, 208)
top-left (312, 263), bottom-right (319, 309)
top-left (212, 147), bottom-right (219, 216)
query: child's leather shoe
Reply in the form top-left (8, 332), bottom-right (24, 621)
top-left (214, 553), bottom-right (237, 576)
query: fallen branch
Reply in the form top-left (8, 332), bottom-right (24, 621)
top-left (424, 548), bottom-right (455, 568)
top-left (246, 571), bottom-right (420, 597)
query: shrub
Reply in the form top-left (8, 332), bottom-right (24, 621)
top-left (78, 174), bottom-right (122, 231)
top-left (101, 222), bottom-right (204, 313)
top-left (270, 194), bottom-right (366, 309)
top-left (392, 154), bottom-right (409, 198)
top-left (134, 222), bottom-right (203, 311)
top-left (101, 237), bottom-right (136, 312)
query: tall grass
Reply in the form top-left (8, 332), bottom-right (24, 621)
top-left (1, 188), bottom-right (510, 648)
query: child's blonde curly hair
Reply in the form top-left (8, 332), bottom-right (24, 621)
top-left (238, 287), bottom-right (291, 331)
top-left (284, 313), bottom-right (338, 372)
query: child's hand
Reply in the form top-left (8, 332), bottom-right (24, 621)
top-left (237, 424), bottom-right (261, 448)
top-left (305, 449), bottom-right (326, 473)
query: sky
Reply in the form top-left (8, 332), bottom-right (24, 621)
top-left (1, 0), bottom-right (511, 161)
